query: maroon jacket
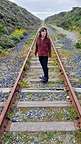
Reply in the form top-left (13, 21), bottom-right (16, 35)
top-left (35, 37), bottom-right (51, 57)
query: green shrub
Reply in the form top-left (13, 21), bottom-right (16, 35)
top-left (75, 42), bottom-right (81, 49)
top-left (0, 35), bottom-right (15, 48)
top-left (10, 28), bottom-right (26, 44)
top-left (46, 132), bottom-right (54, 139)
top-left (11, 28), bottom-right (26, 40)
top-left (0, 46), bottom-right (3, 50)
top-left (0, 48), bottom-right (10, 57)
top-left (0, 23), bottom-right (5, 35)
top-left (10, 35), bottom-right (20, 44)
top-left (0, 28), bottom-right (27, 49)
top-left (19, 80), bottom-right (29, 88)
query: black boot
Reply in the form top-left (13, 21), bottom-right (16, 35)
top-left (39, 75), bottom-right (45, 79)
top-left (41, 77), bottom-right (48, 83)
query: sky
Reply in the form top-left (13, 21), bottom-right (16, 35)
top-left (9, 0), bottom-right (81, 20)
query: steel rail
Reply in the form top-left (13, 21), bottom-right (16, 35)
top-left (0, 27), bottom-right (41, 132)
top-left (48, 26), bottom-right (81, 128)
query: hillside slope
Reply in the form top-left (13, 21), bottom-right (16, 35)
top-left (0, 0), bottom-right (41, 50)
top-left (0, 0), bottom-right (41, 35)
top-left (45, 7), bottom-right (81, 31)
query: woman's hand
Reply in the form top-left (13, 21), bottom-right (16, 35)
top-left (35, 51), bottom-right (37, 56)
top-left (48, 53), bottom-right (51, 57)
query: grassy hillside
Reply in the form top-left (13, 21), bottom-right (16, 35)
top-left (0, 0), bottom-right (41, 34)
top-left (45, 7), bottom-right (81, 31)
top-left (0, 0), bottom-right (41, 50)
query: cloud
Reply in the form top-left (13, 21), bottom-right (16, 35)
top-left (32, 11), bottom-right (55, 20)
top-left (9, 0), bottom-right (16, 3)
top-left (9, 0), bottom-right (81, 19)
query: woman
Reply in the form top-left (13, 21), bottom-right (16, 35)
top-left (35, 27), bottom-right (51, 83)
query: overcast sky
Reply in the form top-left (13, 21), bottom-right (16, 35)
top-left (9, 0), bottom-right (81, 20)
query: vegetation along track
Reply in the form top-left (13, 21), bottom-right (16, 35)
top-left (0, 26), bottom-right (81, 144)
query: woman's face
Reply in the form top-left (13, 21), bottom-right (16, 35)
top-left (41, 30), bottom-right (47, 38)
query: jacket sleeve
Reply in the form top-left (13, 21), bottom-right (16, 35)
top-left (48, 38), bottom-right (51, 57)
top-left (35, 40), bottom-right (38, 56)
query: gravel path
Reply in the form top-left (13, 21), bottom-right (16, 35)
top-left (0, 33), bottom-right (31, 87)
top-left (49, 25), bottom-right (81, 90)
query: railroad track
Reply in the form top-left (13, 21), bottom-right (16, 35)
top-left (0, 26), bottom-right (81, 143)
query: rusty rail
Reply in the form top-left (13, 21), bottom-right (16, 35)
top-left (0, 27), bottom-right (41, 132)
top-left (48, 26), bottom-right (81, 128)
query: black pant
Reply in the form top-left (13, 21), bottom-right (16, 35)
top-left (39, 56), bottom-right (48, 80)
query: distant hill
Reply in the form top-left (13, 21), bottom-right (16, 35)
top-left (45, 7), bottom-right (81, 31)
top-left (0, 0), bottom-right (41, 35)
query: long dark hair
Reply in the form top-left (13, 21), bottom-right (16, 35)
top-left (38, 27), bottom-right (48, 38)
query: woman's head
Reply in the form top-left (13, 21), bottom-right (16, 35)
top-left (39, 27), bottom-right (48, 38)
